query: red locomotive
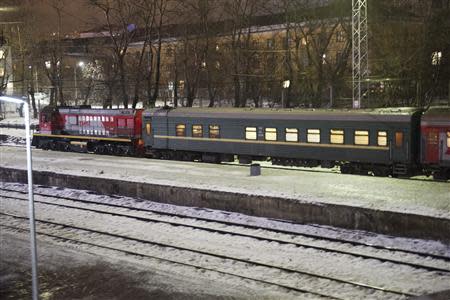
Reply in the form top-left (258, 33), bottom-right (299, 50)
top-left (33, 106), bottom-right (144, 155)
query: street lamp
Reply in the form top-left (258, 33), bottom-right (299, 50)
top-left (282, 79), bottom-right (290, 108)
top-left (74, 61), bottom-right (84, 104)
top-left (0, 95), bottom-right (39, 300)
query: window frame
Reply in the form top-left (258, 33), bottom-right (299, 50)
top-left (245, 127), bottom-right (257, 140)
top-left (285, 128), bottom-right (298, 142)
top-left (377, 131), bottom-right (388, 147)
top-left (176, 124), bottom-right (186, 137)
top-left (330, 129), bottom-right (344, 144)
top-left (192, 124), bottom-right (203, 138)
top-left (307, 129), bottom-right (321, 143)
top-left (209, 125), bottom-right (220, 139)
top-left (354, 130), bottom-right (369, 146)
top-left (265, 127), bottom-right (277, 141)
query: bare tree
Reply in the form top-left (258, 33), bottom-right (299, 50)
top-left (90, 0), bottom-right (140, 108)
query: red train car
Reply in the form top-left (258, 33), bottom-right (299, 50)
top-left (33, 106), bottom-right (144, 155)
top-left (420, 107), bottom-right (450, 180)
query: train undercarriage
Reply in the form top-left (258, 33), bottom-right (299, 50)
top-left (32, 137), bottom-right (446, 179)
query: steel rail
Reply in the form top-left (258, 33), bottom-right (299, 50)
top-left (2, 192), bottom-right (449, 274)
top-left (1, 187), bottom-right (448, 261)
top-left (0, 212), bottom-right (416, 298)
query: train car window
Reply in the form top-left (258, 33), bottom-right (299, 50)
top-left (285, 128), bottom-right (298, 142)
top-left (176, 124), bottom-right (186, 136)
top-left (354, 130), bottom-right (369, 145)
top-left (192, 125), bottom-right (203, 137)
top-left (377, 131), bottom-right (388, 146)
top-left (209, 125), bottom-right (220, 138)
top-left (330, 129), bottom-right (344, 144)
top-left (146, 123), bottom-right (152, 135)
top-left (127, 119), bottom-right (134, 129)
top-left (118, 119), bottom-right (126, 128)
top-left (395, 132), bottom-right (403, 147)
top-left (245, 127), bottom-right (257, 140)
top-left (447, 131), bottom-right (450, 148)
top-left (265, 128), bottom-right (277, 141)
top-left (69, 116), bottom-right (77, 125)
top-left (307, 129), bottom-right (321, 143)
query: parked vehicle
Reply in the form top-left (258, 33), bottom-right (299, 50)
top-left (32, 106), bottom-right (450, 180)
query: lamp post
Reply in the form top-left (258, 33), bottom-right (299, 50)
top-left (74, 61), bottom-right (84, 105)
top-left (0, 95), bottom-right (38, 300)
top-left (282, 79), bottom-right (290, 108)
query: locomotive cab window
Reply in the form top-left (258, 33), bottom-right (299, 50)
top-left (377, 131), bottom-right (388, 146)
top-left (245, 127), bottom-right (257, 140)
top-left (285, 128), bottom-right (298, 142)
top-left (176, 124), bottom-right (186, 137)
top-left (127, 119), bottom-right (134, 129)
top-left (192, 125), bottom-right (203, 137)
top-left (209, 125), bottom-right (220, 138)
top-left (395, 131), bottom-right (404, 147)
top-left (146, 123), bottom-right (152, 135)
top-left (354, 130), bottom-right (369, 145)
top-left (118, 119), bottom-right (126, 128)
top-left (330, 129), bottom-right (344, 144)
top-left (307, 129), bottom-right (321, 143)
top-left (265, 128), bottom-right (277, 141)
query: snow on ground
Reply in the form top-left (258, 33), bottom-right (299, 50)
top-left (0, 145), bottom-right (449, 219)
top-left (0, 231), bottom-right (264, 300)
top-left (3, 182), bottom-right (450, 257)
top-left (1, 183), bottom-right (449, 298)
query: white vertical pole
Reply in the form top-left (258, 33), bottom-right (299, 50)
top-left (24, 102), bottom-right (39, 300)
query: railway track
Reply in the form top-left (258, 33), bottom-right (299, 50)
top-left (1, 187), bottom-right (449, 264)
top-left (0, 212), bottom-right (417, 299)
top-left (2, 187), bottom-right (450, 298)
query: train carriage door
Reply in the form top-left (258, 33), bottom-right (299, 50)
top-left (392, 130), bottom-right (406, 161)
top-left (424, 129), bottom-right (440, 164)
top-left (145, 118), bottom-right (154, 146)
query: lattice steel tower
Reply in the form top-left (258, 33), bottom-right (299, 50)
top-left (352, 0), bottom-right (368, 109)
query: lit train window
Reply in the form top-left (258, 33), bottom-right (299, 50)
top-left (176, 124), bottom-right (186, 136)
top-left (146, 123), bottom-right (152, 135)
top-left (377, 131), bottom-right (388, 146)
top-left (447, 131), bottom-right (450, 148)
top-left (245, 127), bottom-right (257, 140)
top-left (354, 130), bottom-right (369, 145)
top-left (395, 132), bottom-right (403, 147)
top-left (285, 128), bottom-right (298, 142)
top-left (330, 129), bottom-right (344, 144)
top-left (192, 125), bottom-right (203, 137)
top-left (307, 129), bottom-right (321, 143)
top-left (265, 128), bottom-right (277, 141)
top-left (209, 125), bottom-right (220, 138)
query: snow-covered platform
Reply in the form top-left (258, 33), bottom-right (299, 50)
top-left (0, 145), bottom-right (449, 241)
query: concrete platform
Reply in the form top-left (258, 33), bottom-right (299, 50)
top-left (0, 146), bottom-right (449, 241)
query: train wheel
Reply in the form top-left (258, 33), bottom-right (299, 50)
top-left (340, 164), bottom-right (353, 174)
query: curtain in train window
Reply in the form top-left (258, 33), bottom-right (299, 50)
top-left (285, 128), bottom-right (298, 142)
top-left (192, 125), bottom-right (203, 137)
top-left (354, 130), bottom-right (369, 145)
top-left (330, 129), bottom-right (344, 144)
top-left (176, 124), bottom-right (186, 136)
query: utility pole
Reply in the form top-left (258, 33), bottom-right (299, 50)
top-left (352, 0), bottom-right (368, 109)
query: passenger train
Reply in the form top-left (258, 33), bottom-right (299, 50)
top-left (32, 106), bottom-right (450, 180)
